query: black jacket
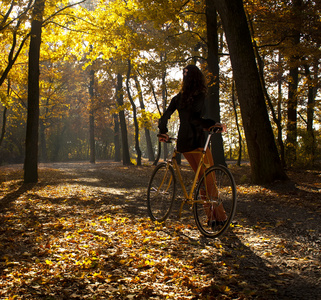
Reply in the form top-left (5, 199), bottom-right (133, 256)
top-left (158, 92), bottom-right (216, 153)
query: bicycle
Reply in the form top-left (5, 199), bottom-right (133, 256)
top-left (147, 126), bottom-right (237, 238)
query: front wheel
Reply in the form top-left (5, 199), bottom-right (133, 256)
top-left (147, 163), bottom-right (176, 222)
top-left (193, 165), bottom-right (237, 238)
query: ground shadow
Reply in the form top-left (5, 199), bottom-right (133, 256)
top-left (0, 162), bottom-right (319, 299)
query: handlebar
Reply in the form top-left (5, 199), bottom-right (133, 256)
top-left (158, 125), bottom-right (224, 143)
top-left (157, 134), bottom-right (176, 143)
top-left (209, 126), bottom-right (222, 134)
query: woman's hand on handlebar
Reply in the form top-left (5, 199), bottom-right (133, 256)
top-left (158, 133), bottom-right (169, 142)
top-left (208, 123), bottom-right (227, 133)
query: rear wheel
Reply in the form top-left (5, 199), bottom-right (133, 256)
top-left (147, 163), bottom-right (176, 222)
top-left (193, 165), bottom-right (237, 238)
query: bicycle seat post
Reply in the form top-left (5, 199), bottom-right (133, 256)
top-left (203, 131), bottom-right (213, 153)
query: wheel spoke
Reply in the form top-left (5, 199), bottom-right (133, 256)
top-left (147, 163), bottom-right (176, 222)
top-left (193, 166), bottom-right (236, 238)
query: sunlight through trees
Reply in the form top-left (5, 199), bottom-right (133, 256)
top-left (0, 0), bottom-right (320, 183)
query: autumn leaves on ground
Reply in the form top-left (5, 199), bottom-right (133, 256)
top-left (0, 162), bottom-right (320, 300)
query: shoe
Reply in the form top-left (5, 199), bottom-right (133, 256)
top-left (207, 219), bottom-right (227, 229)
top-left (216, 219), bottom-right (227, 227)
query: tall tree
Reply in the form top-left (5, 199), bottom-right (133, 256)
top-left (212, 0), bottom-right (287, 183)
top-left (89, 66), bottom-right (95, 164)
top-left (205, 0), bottom-right (226, 167)
top-left (113, 113), bottom-right (121, 162)
top-left (116, 73), bottom-right (131, 165)
top-left (24, 0), bottom-right (45, 183)
top-left (303, 59), bottom-right (318, 166)
top-left (0, 107), bottom-right (7, 148)
top-left (0, 80), bottom-right (10, 148)
top-left (231, 80), bottom-right (243, 166)
top-left (133, 75), bottom-right (155, 161)
top-left (276, 53), bottom-right (286, 167)
top-left (247, 15), bottom-right (287, 168)
top-left (126, 59), bottom-right (142, 165)
top-left (285, 0), bottom-right (302, 165)
top-left (245, 0), bottom-right (321, 167)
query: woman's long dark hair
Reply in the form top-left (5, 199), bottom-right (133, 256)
top-left (180, 64), bottom-right (207, 108)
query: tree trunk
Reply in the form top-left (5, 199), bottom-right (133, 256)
top-left (24, 0), bottom-right (45, 183)
top-left (286, 0), bottom-right (302, 166)
top-left (248, 16), bottom-right (286, 168)
top-left (231, 81), bottom-right (242, 166)
top-left (304, 61), bottom-right (317, 166)
top-left (0, 107), bottom-right (7, 148)
top-left (116, 73), bottom-right (131, 165)
top-left (126, 60), bottom-right (141, 165)
top-left (286, 65), bottom-right (299, 165)
top-left (113, 113), bottom-right (121, 162)
top-left (39, 120), bottom-right (48, 162)
top-left (89, 67), bottom-right (95, 164)
top-left (277, 53), bottom-right (286, 168)
top-left (134, 75), bottom-right (155, 161)
top-left (150, 80), bottom-right (161, 165)
top-left (0, 80), bottom-right (9, 148)
top-left (212, 0), bottom-right (287, 183)
top-left (205, 1), bottom-right (226, 167)
top-left (153, 141), bottom-right (161, 166)
top-left (161, 68), bottom-right (168, 160)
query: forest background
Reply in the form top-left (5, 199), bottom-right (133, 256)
top-left (0, 1), bottom-right (321, 299)
top-left (0, 0), bottom-right (320, 183)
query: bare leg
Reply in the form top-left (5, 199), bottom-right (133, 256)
top-left (183, 148), bottom-right (226, 222)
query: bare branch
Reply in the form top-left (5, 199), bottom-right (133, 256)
top-left (180, 10), bottom-right (206, 16)
top-left (0, 0), bottom-right (33, 31)
top-left (45, 21), bottom-right (90, 34)
top-left (166, 30), bottom-right (207, 45)
top-left (298, 111), bottom-right (307, 125)
top-left (0, 32), bottom-right (31, 87)
top-left (42, 0), bottom-right (87, 26)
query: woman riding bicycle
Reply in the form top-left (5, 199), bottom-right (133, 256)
top-left (158, 64), bottom-right (227, 225)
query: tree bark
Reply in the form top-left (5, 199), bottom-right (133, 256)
top-left (248, 16), bottom-right (286, 168)
top-left (113, 113), bottom-right (121, 162)
top-left (161, 68), bottom-right (169, 160)
top-left (89, 67), bottom-right (95, 164)
top-left (0, 107), bottom-right (7, 148)
top-left (304, 61), bottom-right (317, 166)
top-left (286, 64), bottom-right (299, 165)
top-left (116, 73), bottom-right (131, 165)
top-left (0, 80), bottom-right (9, 148)
top-left (286, 0), bottom-right (302, 166)
top-left (212, 0), bottom-right (287, 183)
top-left (205, 1), bottom-right (226, 167)
top-left (134, 75), bottom-right (155, 161)
top-left (24, 0), bottom-right (45, 183)
top-left (231, 81), bottom-right (242, 166)
top-left (150, 80), bottom-right (161, 165)
top-left (276, 53), bottom-right (286, 168)
top-left (126, 60), bottom-right (141, 165)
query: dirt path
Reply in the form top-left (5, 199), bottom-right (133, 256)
top-left (0, 161), bottom-right (320, 299)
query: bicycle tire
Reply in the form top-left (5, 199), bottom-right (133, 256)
top-left (147, 163), bottom-right (176, 222)
top-left (193, 165), bottom-right (237, 238)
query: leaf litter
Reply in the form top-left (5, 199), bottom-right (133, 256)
top-left (0, 162), bottom-right (320, 299)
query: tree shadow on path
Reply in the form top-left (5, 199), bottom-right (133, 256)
top-left (0, 162), bottom-right (319, 299)
top-left (0, 182), bottom-right (36, 211)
